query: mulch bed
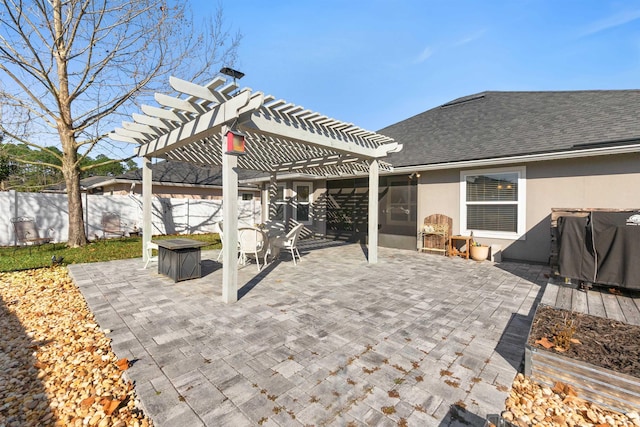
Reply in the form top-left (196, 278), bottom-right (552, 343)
top-left (528, 304), bottom-right (640, 378)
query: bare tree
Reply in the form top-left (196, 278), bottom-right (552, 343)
top-left (0, 0), bottom-right (241, 246)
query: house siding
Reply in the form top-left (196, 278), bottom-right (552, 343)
top-left (411, 152), bottom-right (640, 264)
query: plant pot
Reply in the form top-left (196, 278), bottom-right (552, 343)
top-left (470, 245), bottom-right (489, 261)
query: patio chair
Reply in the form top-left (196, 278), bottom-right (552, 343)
top-left (144, 241), bottom-right (159, 269)
top-left (101, 212), bottom-right (126, 239)
top-left (238, 227), bottom-right (269, 271)
top-left (272, 223), bottom-right (304, 265)
top-left (11, 217), bottom-right (53, 253)
top-left (419, 214), bottom-right (452, 255)
top-left (215, 221), bottom-right (224, 262)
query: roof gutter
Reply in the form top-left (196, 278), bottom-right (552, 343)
top-left (391, 144), bottom-right (640, 174)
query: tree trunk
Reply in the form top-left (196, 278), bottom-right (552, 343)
top-left (53, 0), bottom-right (86, 247)
top-left (60, 132), bottom-right (88, 247)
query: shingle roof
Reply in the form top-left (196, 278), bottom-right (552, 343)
top-left (43, 161), bottom-right (265, 192)
top-left (379, 90), bottom-right (640, 167)
top-left (117, 160), bottom-right (265, 186)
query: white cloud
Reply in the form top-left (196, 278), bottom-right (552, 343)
top-left (414, 46), bottom-right (434, 64)
top-left (412, 29), bottom-right (484, 65)
top-left (580, 9), bottom-right (640, 37)
top-left (452, 29), bottom-right (487, 47)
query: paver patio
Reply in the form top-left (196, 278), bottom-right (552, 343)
top-left (68, 240), bottom-right (550, 426)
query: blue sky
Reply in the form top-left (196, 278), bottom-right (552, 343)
top-left (194, 0), bottom-right (640, 132)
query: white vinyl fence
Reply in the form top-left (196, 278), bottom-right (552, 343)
top-left (0, 190), bottom-right (261, 247)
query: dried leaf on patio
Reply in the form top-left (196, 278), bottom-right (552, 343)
top-left (116, 358), bottom-right (130, 371)
top-left (535, 337), bottom-right (554, 349)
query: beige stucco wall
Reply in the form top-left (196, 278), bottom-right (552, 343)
top-left (98, 183), bottom-right (259, 200)
top-left (415, 152), bottom-right (640, 264)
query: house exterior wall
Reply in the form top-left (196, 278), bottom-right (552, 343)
top-left (411, 152), bottom-right (640, 264)
top-left (97, 182), bottom-right (259, 200)
top-left (261, 179), bottom-right (327, 238)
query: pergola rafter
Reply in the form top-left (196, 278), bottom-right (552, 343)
top-left (111, 75), bottom-right (401, 303)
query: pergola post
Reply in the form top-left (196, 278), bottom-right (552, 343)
top-left (142, 157), bottom-right (153, 262)
top-left (268, 173), bottom-right (278, 223)
top-left (261, 183), bottom-right (269, 224)
top-left (222, 127), bottom-right (239, 303)
top-left (368, 159), bottom-right (379, 264)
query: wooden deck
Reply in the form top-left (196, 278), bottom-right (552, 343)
top-left (540, 279), bottom-right (640, 326)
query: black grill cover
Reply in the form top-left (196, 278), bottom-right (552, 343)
top-left (591, 211), bottom-right (640, 289)
top-left (557, 211), bottom-right (640, 290)
top-left (557, 215), bottom-right (595, 283)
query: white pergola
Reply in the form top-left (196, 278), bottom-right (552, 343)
top-left (111, 75), bottom-right (402, 303)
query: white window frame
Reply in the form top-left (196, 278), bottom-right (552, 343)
top-left (292, 181), bottom-right (313, 225)
top-left (460, 166), bottom-right (526, 240)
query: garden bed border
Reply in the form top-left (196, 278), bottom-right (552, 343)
top-left (525, 303), bottom-right (640, 413)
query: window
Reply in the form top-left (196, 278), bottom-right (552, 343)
top-left (460, 167), bottom-right (526, 239)
top-left (293, 182), bottom-right (313, 225)
top-left (241, 193), bottom-right (253, 201)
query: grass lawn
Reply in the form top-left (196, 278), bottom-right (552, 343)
top-left (0, 233), bottom-right (221, 272)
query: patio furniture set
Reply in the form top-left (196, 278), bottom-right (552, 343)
top-left (147, 222), bottom-right (304, 282)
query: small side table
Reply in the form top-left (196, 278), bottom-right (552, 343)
top-left (449, 235), bottom-right (472, 259)
top-left (153, 238), bottom-right (208, 282)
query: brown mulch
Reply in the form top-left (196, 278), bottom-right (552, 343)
top-left (528, 304), bottom-right (640, 378)
top-left (0, 267), bottom-right (153, 427)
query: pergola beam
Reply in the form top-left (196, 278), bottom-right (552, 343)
top-left (242, 114), bottom-right (384, 159)
top-left (137, 91), bottom-right (253, 157)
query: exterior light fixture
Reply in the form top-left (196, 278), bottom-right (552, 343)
top-left (226, 130), bottom-right (246, 155)
top-left (220, 67), bottom-right (245, 80)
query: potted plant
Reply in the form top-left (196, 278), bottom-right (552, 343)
top-left (470, 241), bottom-right (489, 261)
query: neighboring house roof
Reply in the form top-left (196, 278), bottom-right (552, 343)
top-left (380, 90), bottom-right (640, 168)
top-left (116, 160), bottom-right (265, 187)
top-left (44, 160), bottom-right (264, 192)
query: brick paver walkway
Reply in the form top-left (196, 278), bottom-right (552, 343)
top-left (68, 240), bottom-right (550, 426)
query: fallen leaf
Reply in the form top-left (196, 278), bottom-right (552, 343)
top-left (80, 396), bottom-right (95, 409)
top-left (564, 384), bottom-right (578, 396)
top-left (552, 382), bottom-right (565, 394)
top-left (609, 288), bottom-right (622, 295)
top-left (102, 398), bottom-right (121, 415)
top-left (554, 346), bottom-right (567, 352)
top-left (570, 338), bottom-right (581, 345)
top-left (535, 337), bottom-right (554, 349)
top-left (586, 409), bottom-right (599, 422)
top-left (563, 395), bottom-right (583, 405)
top-left (116, 358), bottom-right (129, 371)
